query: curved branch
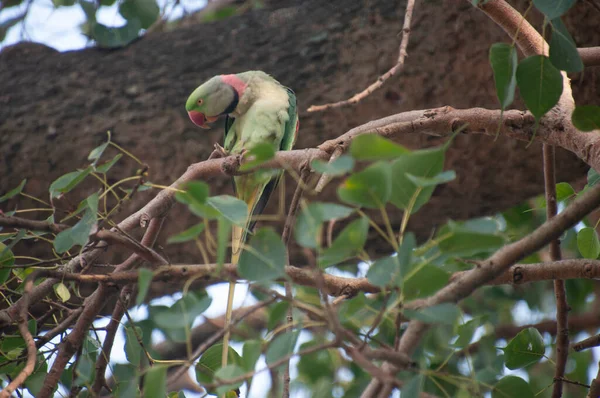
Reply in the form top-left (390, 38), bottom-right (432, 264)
top-left (579, 47), bottom-right (600, 67)
top-left (451, 259), bottom-right (600, 285)
top-left (0, 279), bottom-right (37, 398)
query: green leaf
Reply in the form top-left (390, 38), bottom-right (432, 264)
top-left (405, 170), bottom-right (456, 187)
top-left (266, 329), bottom-right (300, 369)
top-left (124, 326), bottom-right (142, 366)
top-left (489, 43), bottom-right (518, 109)
top-left (572, 105), bottom-right (600, 132)
top-left (0, 14), bottom-right (24, 42)
top-left (549, 18), bottom-right (583, 72)
top-left (54, 282), bottom-right (71, 302)
top-left (242, 340), bottom-right (262, 372)
top-left (92, 19), bottom-right (142, 48)
top-left (215, 365), bottom-right (245, 397)
top-left (201, 6), bottom-right (238, 22)
top-left (142, 365), bottom-right (167, 398)
top-left (538, 182), bottom-right (575, 209)
top-left (311, 155), bottom-right (354, 176)
top-left (53, 209), bottom-right (97, 253)
top-left (492, 376), bottom-right (534, 398)
top-left (318, 217), bottom-right (369, 267)
top-left (350, 134), bottom-right (409, 160)
top-left (0, 0), bottom-right (24, 10)
top-left (577, 227), bottom-right (600, 259)
top-left (95, 153), bottom-right (122, 173)
top-left (268, 301), bottom-right (290, 330)
top-left (402, 374), bottom-right (425, 398)
top-left (238, 228), bottom-right (286, 282)
top-left (152, 291), bottom-right (211, 330)
top-left (74, 354), bottom-right (94, 385)
top-left (555, 182), bottom-right (575, 201)
top-left (310, 155), bottom-right (354, 176)
top-left (453, 318), bottom-right (481, 348)
top-left (196, 344), bottom-right (242, 394)
top-left (53, 0), bottom-right (76, 5)
top-left (216, 217), bottom-right (231, 267)
top-left (176, 181), bottom-right (210, 206)
top-left (403, 264), bottom-right (449, 300)
top-left (61, 192), bottom-right (100, 223)
top-left (367, 255), bottom-right (402, 287)
top-left (88, 141), bottom-right (109, 163)
top-left (0, 179), bottom-right (26, 203)
top-left (111, 364), bottom-right (138, 397)
top-left (0, 242), bottom-right (15, 284)
top-left (24, 360), bottom-right (47, 396)
top-left (49, 168), bottom-right (92, 198)
top-left (390, 146), bottom-right (446, 213)
top-left (398, 232), bottom-right (416, 278)
top-left (502, 327), bottom-right (545, 369)
top-left (207, 195), bottom-right (248, 227)
top-left (79, 0), bottom-right (97, 23)
top-left (119, 0), bottom-right (159, 29)
top-left (438, 220), bottom-right (504, 257)
top-left (239, 142), bottom-right (275, 171)
top-left (295, 203), bottom-right (354, 248)
top-left (589, 168), bottom-right (600, 187)
top-left (533, 0), bottom-right (576, 19)
top-left (516, 55), bottom-right (563, 120)
top-left (135, 268), bottom-right (153, 305)
top-left (403, 303), bottom-right (461, 325)
top-left (167, 223), bottom-right (205, 244)
top-left (337, 161), bottom-right (392, 208)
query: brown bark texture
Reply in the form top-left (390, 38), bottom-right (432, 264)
top-left (0, 0), bottom-right (598, 266)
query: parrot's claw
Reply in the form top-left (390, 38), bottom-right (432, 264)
top-left (208, 143), bottom-right (229, 160)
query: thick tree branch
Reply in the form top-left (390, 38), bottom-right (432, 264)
top-left (451, 259), bottom-right (600, 285)
top-left (579, 47), bottom-right (600, 67)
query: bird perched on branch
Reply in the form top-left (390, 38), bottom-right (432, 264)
top-left (185, 71), bottom-right (299, 384)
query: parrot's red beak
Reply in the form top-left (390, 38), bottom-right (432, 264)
top-left (188, 111), bottom-right (219, 129)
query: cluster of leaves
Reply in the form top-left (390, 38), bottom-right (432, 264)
top-left (488, 0), bottom-right (600, 135)
top-left (1, 124), bottom-right (597, 397)
top-left (1, 0), bottom-right (160, 48)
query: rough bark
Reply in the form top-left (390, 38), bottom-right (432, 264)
top-left (1, 0), bottom-right (598, 267)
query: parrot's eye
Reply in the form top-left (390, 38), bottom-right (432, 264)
top-left (197, 99), bottom-right (203, 105)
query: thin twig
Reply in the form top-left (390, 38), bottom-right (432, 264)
top-left (314, 146), bottom-right (343, 193)
top-left (281, 165), bottom-right (310, 398)
top-left (543, 145), bottom-right (569, 398)
top-left (307, 0), bottom-right (417, 112)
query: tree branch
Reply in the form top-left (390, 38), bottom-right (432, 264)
top-left (0, 215), bottom-right (68, 233)
top-left (307, 0), bottom-right (416, 112)
top-left (579, 47), bottom-right (600, 67)
top-left (451, 259), bottom-right (600, 285)
top-left (0, 278), bottom-right (37, 398)
top-left (542, 144), bottom-right (569, 398)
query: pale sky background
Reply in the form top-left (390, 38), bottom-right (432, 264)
top-left (1, 1), bottom-right (599, 397)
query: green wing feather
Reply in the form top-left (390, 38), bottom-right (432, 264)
top-left (245, 87), bottom-right (298, 231)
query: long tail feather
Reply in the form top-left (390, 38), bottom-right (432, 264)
top-left (221, 201), bottom-right (255, 378)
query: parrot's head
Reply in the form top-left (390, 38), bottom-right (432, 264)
top-left (185, 75), bottom-right (244, 129)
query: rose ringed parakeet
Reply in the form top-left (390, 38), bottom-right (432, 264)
top-left (186, 71), bottom-right (299, 371)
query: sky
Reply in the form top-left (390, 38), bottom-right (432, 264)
top-left (0, 0), bottom-right (204, 51)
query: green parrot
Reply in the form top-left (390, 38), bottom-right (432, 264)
top-left (186, 71), bottom-right (299, 371)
